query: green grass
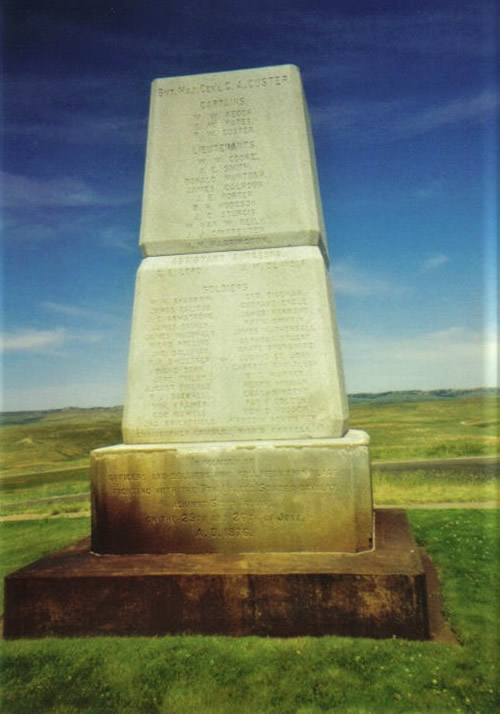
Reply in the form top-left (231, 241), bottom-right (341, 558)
top-left (0, 466), bottom-right (90, 517)
top-left (350, 395), bottom-right (499, 461)
top-left (1, 395), bottom-right (498, 478)
top-left (1, 510), bottom-right (499, 713)
top-left (0, 466), bottom-right (89, 496)
top-left (373, 468), bottom-right (499, 504)
top-left (0, 412), bottom-right (122, 474)
top-left (0, 394), bottom-right (498, 709)
top-left (0, 499), bottom-right (90, 518)
top-left (0, 518), bottom-right (90, 611)
top-left (408, 510), bottom-right (499, 648)
top-left (2, 464), bottom-right (496, 520)
top-left (1, 394), bottom-right (497, 518)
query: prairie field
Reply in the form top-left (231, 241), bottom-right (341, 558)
top-left (0, 391), bottom-right (497, 518)
top-left (350, 391), bottom-right (499, 461)
top-left (0, 391), bottom-right (498, 712)
top-left (1, 392), bottom-right (498, 475)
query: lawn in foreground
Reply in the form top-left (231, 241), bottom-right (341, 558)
top-left (0, 510), bottom-right (498, 713)
top-left (372, 467), bottom-right (498, 505)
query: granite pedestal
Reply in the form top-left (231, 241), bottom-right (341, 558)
top-left (4, 510), bottom-right (429, 640)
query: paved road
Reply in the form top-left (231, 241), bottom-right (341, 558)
top-left (373, 455), bottom-right (499, 472)
top-left (377, 501), bottom-right (498, 510)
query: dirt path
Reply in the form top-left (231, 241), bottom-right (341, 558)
top-left (1, 501), bottom-right (497, 522)
top-left (0, 511), bottom-right (91, 522)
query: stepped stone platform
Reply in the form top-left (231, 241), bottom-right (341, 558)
top-left (4, 510), bottom-right (429, 640)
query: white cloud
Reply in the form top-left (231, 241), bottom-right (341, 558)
top-left (0, 328), bottom-right (66, 353)
top-left (420, 253), bottom-right (450, 272)
top-left (0, 327), bottom-right (103, 354)
top-left (2, 172), bottom-right (136, 208)
top-left (341, 326), bottom-right (498, 393)
top-left (330, 260), bottom-right (400, 298)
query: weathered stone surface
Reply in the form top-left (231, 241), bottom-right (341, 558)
top-left (91, 431), bottom-right (372, 555)
top-left (123, 246), bottom-right (348, 443)
top-left (139, 65), bottom-right (327, 257)
top-left (3, 511), bottom-right (429, 640)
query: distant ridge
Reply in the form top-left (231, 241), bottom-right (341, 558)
top-left (1, 389), bottom-right (497, 425)
top-left (0, 405), bottom-right (123, 426)
top-left (348, 387), bottom-right (499, 404)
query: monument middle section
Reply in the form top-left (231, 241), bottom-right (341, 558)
top-left (123, 245), bottom-right (348, 444)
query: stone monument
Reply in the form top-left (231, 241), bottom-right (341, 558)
top-left (4, 66), bottom-right (429, 639)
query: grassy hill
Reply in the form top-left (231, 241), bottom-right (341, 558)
top-left (349, 390), bottom-right (499, 461)
top-left (1, 390), bottom-right (498, 473)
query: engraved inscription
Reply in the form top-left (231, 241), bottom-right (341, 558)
top-left (185, 99), bottom-right (266, 241)
top-left (139, 65), bottom-right (327, 255)
top-left (95, 442), bottom-right (360, 554)
top-left (156, 72), bottom-right (290, 98)
top-left (106, 463), bottom-right (341, 544)
top-left (130, 250), bottom-right (335, 440)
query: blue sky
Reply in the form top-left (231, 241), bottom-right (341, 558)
top-left (1, 0), bottom-right (498, 410)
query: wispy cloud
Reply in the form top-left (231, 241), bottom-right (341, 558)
top-left (0, 328), bottom-right (66, 353)
top-left (4, 115), bottom-right (147, 147)
top-left (279, 6), bottom-right (495, 57)
top-left (1, 381), bottom-right (125, 411)
top-left (330, 260), bottom-right (401, 298)
top-left (40, 302), bottom-right (95, 318)
top-left (98, 226), bottom-right (138, 253)
top-left (341, 326), bottom-right (498, 392)
top-left (3, 75), bottom-right (147, 146)
top-left (2, 172), bottom-right (136, 209)
top-left (311, 97), bottom-right (407, 142)
top-left (412, 179), bottom-right (444, 201)
top-left (0, 327), bottom-right (103, 353)
top-left (175, 4), bottom-right (495, 61)
top-left (312, 89), bottom-right (498, 144)
top-left (40, 301), bottom-right (122, 326)
top-left (397, 90), bottom-right (499, 138)
top-left (420, 253), bottom-right (450, 272)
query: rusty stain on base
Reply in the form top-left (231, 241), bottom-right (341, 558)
top-left (4, 510), bottom-right (431, 640)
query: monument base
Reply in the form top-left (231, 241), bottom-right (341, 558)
top-left (91, 431), bottom-right (373, 555)
top-left (4, 510), bottom-right (429, 640)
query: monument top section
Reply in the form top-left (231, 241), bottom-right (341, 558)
top-left (139, 64), bottom-right (328, 259)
